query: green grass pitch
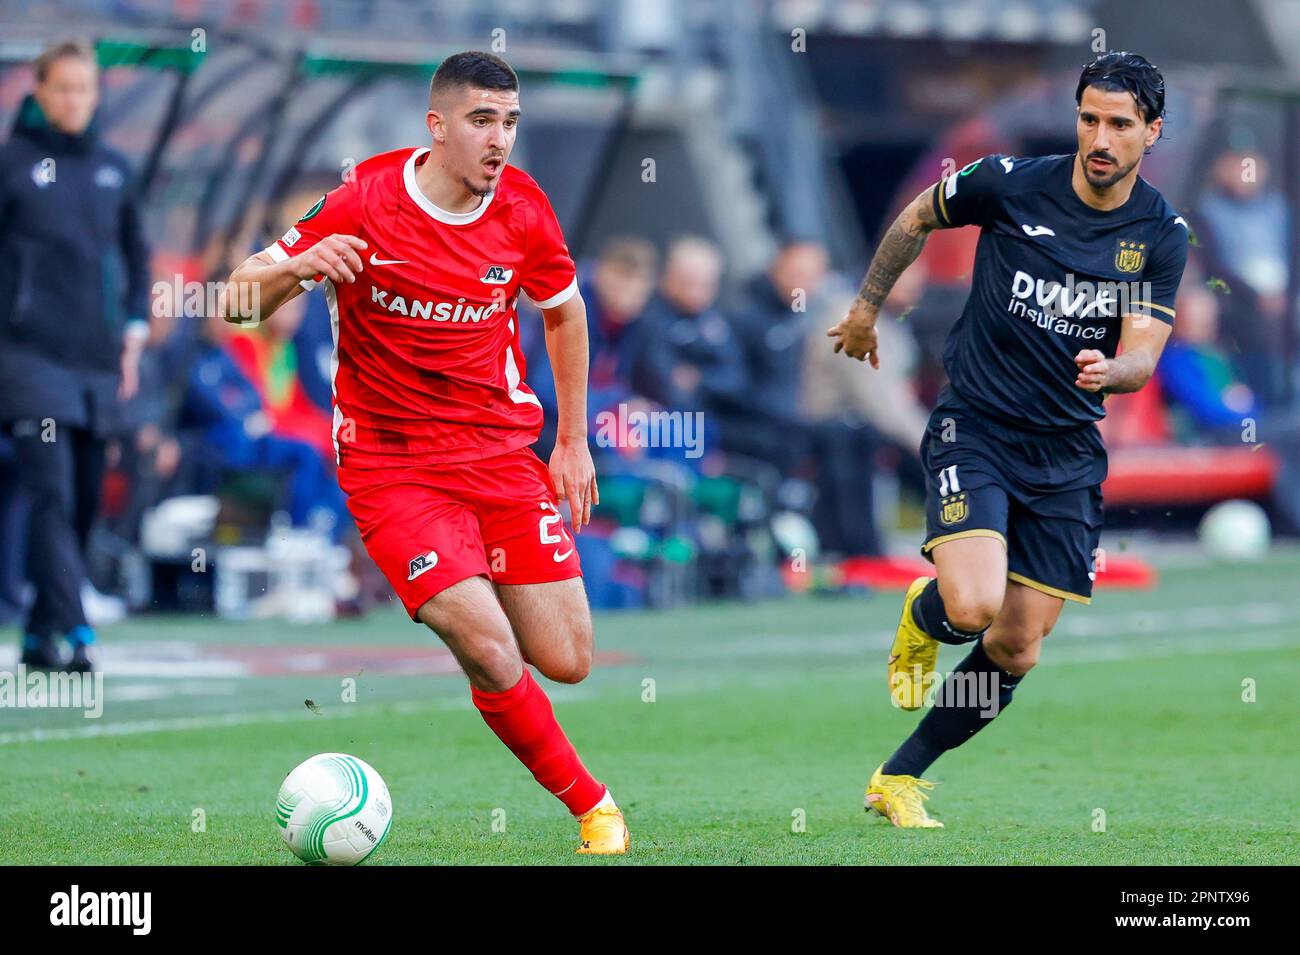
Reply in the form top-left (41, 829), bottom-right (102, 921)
top-left (2, 549), bottom-right (1297, 865)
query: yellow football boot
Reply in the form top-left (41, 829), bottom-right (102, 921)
top-left (888, 576), bottom-right (940, 710)
top-left (864, 763), bottom-right (944, 828)
top-left (576, 804), bottom-right (630, 855)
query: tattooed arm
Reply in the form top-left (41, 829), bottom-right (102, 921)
top-left (827, 186), bottom-right (943, 367)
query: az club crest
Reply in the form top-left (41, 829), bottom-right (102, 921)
top-left (940, 492), bottom-right (968, 526)
top-left (1115, 239), bottom-right (1146, 273)
top-left (406, 550), bottom-right (439, 580)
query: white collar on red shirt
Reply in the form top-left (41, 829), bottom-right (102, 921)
top-left (403, 147), bottom-right (496, 226)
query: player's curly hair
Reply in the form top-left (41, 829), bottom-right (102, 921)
top-left (1076, 52), bottom-right (1166, 131)
top-left (429, 51), bottom-right (518, 104)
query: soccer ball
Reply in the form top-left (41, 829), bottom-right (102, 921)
top-left (1198, 499), bottom-right (1271, 561)
top-left (276, 753), bottom-right (393, 865)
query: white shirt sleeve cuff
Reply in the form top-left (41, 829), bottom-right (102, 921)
top-left (262, 242), bottom-right (317, 291)
top-left (531, 277), bottom-right (578, 310)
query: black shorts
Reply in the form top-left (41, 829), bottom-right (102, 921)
top-left (919, 390), bottom-right (1106, 604)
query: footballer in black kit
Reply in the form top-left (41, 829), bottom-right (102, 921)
top-left (827, 52), bottom-right (1189, 827)
top-left (924, 149), bottom-right (1188, 604)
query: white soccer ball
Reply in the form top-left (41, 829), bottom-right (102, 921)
top-left (276, 753), bottom-right (393, 865)
top-left (1198, 499), bottom-right (1271, 561)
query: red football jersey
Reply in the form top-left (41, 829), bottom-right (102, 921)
top-left (264, 147), bottom-right (578, 468)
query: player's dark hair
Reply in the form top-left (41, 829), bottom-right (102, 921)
top-left (429, 51), bottom-right (518, 104)
top-left (1076, 52), bottom-right (1166, 127)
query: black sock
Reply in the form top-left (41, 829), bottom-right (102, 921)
top-left (882, 638), bottom-right (1023, 777)
top-left (910, 578), bottom-right (988, 645)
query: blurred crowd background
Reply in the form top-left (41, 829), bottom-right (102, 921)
top-left (1, 0), bottom-right (1298, 624)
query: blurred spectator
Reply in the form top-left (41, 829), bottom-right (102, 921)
top-left (1159, 273), bottom-right (1300, 535)
top-left (0, 41), bottom-right (150, 670)
top-left (800, 257), bottom-right (933, 554)
top-left (225, 294), bottom-right (335, 463)
top-left (586, 237), bottom-right (659, 416)
top-left (524, 235), bottom-right (658, 459)
top-left (729, 240), bottom-right (828, 475)
top-left (1157, 278), bottom-right (1259, 434)
top-left (731, 239), bottom-right (891, 555)
top-left (801, 257), bottom-right (931, 461)
top-left (292, 290), bottom-right (336, 415)
top-left (1194, 133), bottom-right (1293, 408)
top-left (177, 315), bottom-right (349, 540)
top-left (630, 235), bottom-right (748, 459)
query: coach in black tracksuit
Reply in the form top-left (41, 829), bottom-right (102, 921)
top-left (0, 43), bottom-right (150, 671)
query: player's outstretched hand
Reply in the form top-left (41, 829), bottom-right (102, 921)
top-left (549, 437), bottom-right (599, 534)
top-left (826, 306), bottom-right (881, 368)
top-left (290, 234), bottom-right (368, 284)
top-left (1074, 349), bottom-right (1109, 392)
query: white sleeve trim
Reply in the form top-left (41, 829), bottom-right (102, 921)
top-left (262, 242), bottom-right (317, 290)
top-left (531, 277), bottom-right (578, 310)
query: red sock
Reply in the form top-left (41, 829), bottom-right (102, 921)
top-left (471, 669), bottom-right (605, 816)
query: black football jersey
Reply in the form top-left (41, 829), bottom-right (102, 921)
top-left (931, 153), bottom-right (1188, 433)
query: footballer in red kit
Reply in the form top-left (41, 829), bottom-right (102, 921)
top-left (263, 146), bottom-right (584, 612)
top-left (223, 51), bottom-right (628, 854)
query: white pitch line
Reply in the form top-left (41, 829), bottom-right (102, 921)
top-left (1045, 627), bottom-right (1300, 665)
top-left (2, 600), bottom-right (1295, 745)
top-left (0, 622), bottom-right (1286, 747)
top-left (0, 684), bottom-right (601, 746)
top-left (667, 598), bottom-right (1300, 660)
top-left (0, 698), bottom-right (452, 746)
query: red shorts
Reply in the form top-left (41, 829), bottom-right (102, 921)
top-left (339, 446), bottom-right (582, 619)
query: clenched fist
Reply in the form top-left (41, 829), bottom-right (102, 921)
top-left (1074, 349), bottom-right (1109, 392)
